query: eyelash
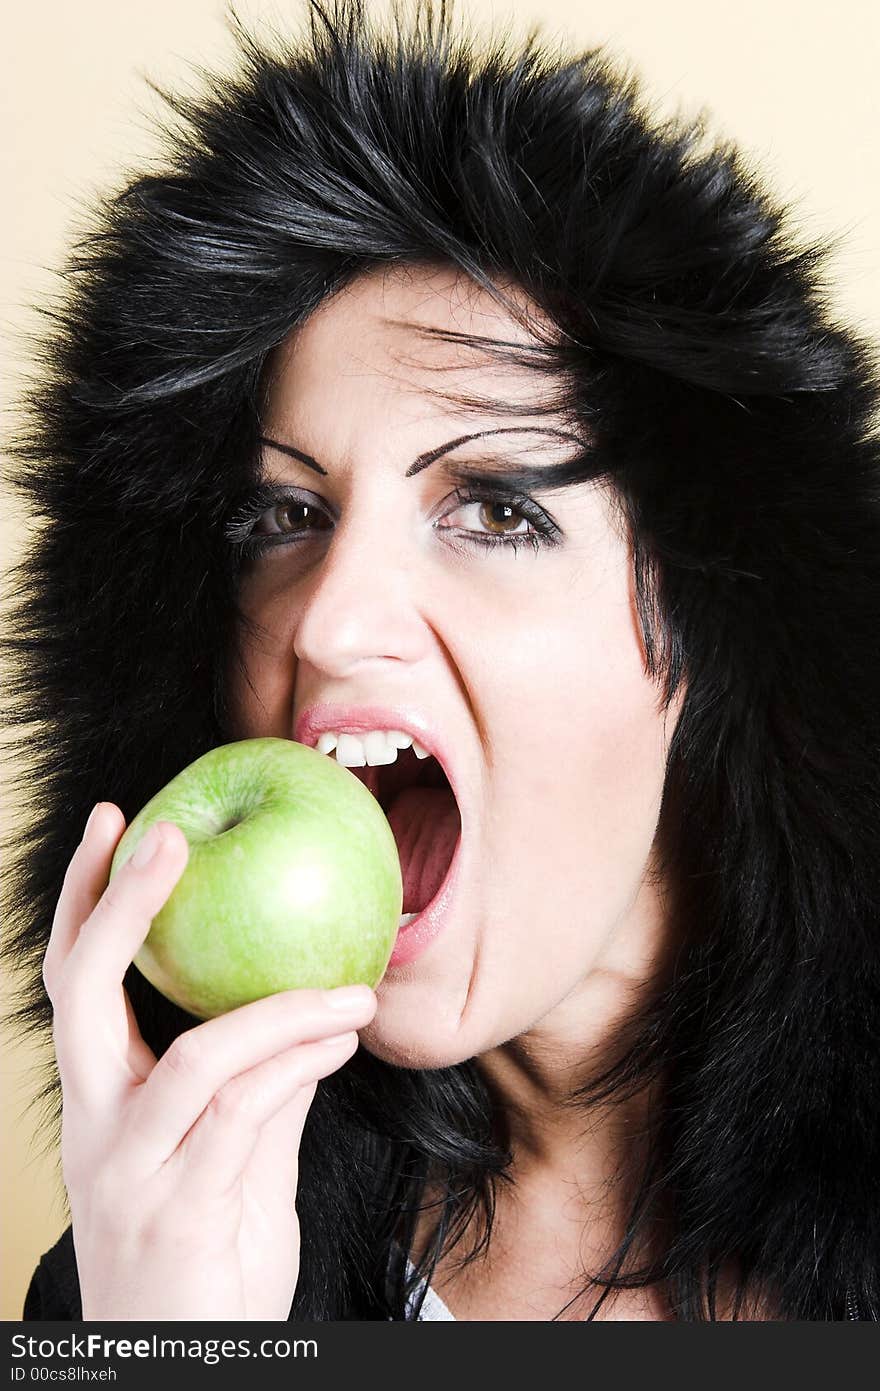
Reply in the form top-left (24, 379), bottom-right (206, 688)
top-left (224, 484), bottom-right (561, 560)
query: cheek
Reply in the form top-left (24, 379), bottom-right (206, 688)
top-left (579, 681), bottom-right (671, 840)
top-left (482, 577), bottom-right (670, 907)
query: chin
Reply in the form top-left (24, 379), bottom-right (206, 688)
top-left (357, 1018), bottom-right (479, 1072)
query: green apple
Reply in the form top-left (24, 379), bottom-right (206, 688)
top-left (109, 737), bottom-right (402, 1019)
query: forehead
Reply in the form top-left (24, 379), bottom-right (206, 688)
top-left (262, 261), bottom-right (563, 424)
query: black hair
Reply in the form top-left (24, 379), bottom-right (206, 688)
top-left (2, 0), bottom-right (878, 1321)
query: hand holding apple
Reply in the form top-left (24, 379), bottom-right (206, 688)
top-left (109, 737), bottom-right (403, 1019)
top-left (43, 800), bottom-right (378, 1318)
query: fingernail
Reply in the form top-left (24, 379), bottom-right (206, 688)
top-left (131, 824), bottom-right (163, 869)
top-left (323, 985), bottom-right (373, 1012)
top-left (83, 803), bottom-right (103, 839)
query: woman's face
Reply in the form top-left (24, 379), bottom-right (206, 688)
top-left (228, 262), bottom-right (683, 1071)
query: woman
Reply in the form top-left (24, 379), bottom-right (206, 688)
top-left (3, 0), bottom-right (878, 1321)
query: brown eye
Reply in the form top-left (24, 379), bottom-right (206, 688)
top-left (258, 500), bottom-right (330, 536)
top-left (436, 486), bottom-right (559, 555)
top-left (443, 496), bottom-right (531, 538)
top-left (477, 501), bottom-right (528, 536)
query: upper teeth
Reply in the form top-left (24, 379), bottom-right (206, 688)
top-left (315, 729), bottom-right (432, 767)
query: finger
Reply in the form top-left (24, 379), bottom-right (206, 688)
top-left (63, 819), bottom-right (189, 1001)
top-left (54, 821), bottom-right (189, 1108)
top-left (124, 985), bottom-right (159, 1083)
top-left (244, 1079), bottom-right (319, 1207)
top-left (174, 1033), bottom-right (358, 1198)
top-left (43, 803), bottom-right (126, 999)
top-left (58, 981), bottom-right (162, 1124)
top-left (119, 986), bottom-right (376, 1174)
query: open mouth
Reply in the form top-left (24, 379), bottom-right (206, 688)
top-left (348, 748), bottom-right (462, 918)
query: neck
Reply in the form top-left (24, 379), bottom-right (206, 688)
top-left (474, 1024), bottom-right (663, 1269)
top-left (475, 873), bottom-right (675, 1202)
top-left (407, 869), bottom-right (684, 1311)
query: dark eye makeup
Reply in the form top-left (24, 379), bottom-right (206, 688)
top-left (223, 480), bottom-right (563, 561)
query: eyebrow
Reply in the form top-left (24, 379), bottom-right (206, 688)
top-left (257, 427), bottom-right (585, 480)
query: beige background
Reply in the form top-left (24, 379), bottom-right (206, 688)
top-left (2, 0), bottom-right (878, 1320)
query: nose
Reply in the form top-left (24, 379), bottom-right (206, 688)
top-left (292, 510), bottom-right (429, 675)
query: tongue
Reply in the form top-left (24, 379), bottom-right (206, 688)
top-left (385, 786), bottom-right (461, 914)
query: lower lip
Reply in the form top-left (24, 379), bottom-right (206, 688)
top-left (385, 827), bottom-right (463, 969)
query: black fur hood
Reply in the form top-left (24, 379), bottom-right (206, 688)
top-left (2, 0), bottom-right (878, 1321)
